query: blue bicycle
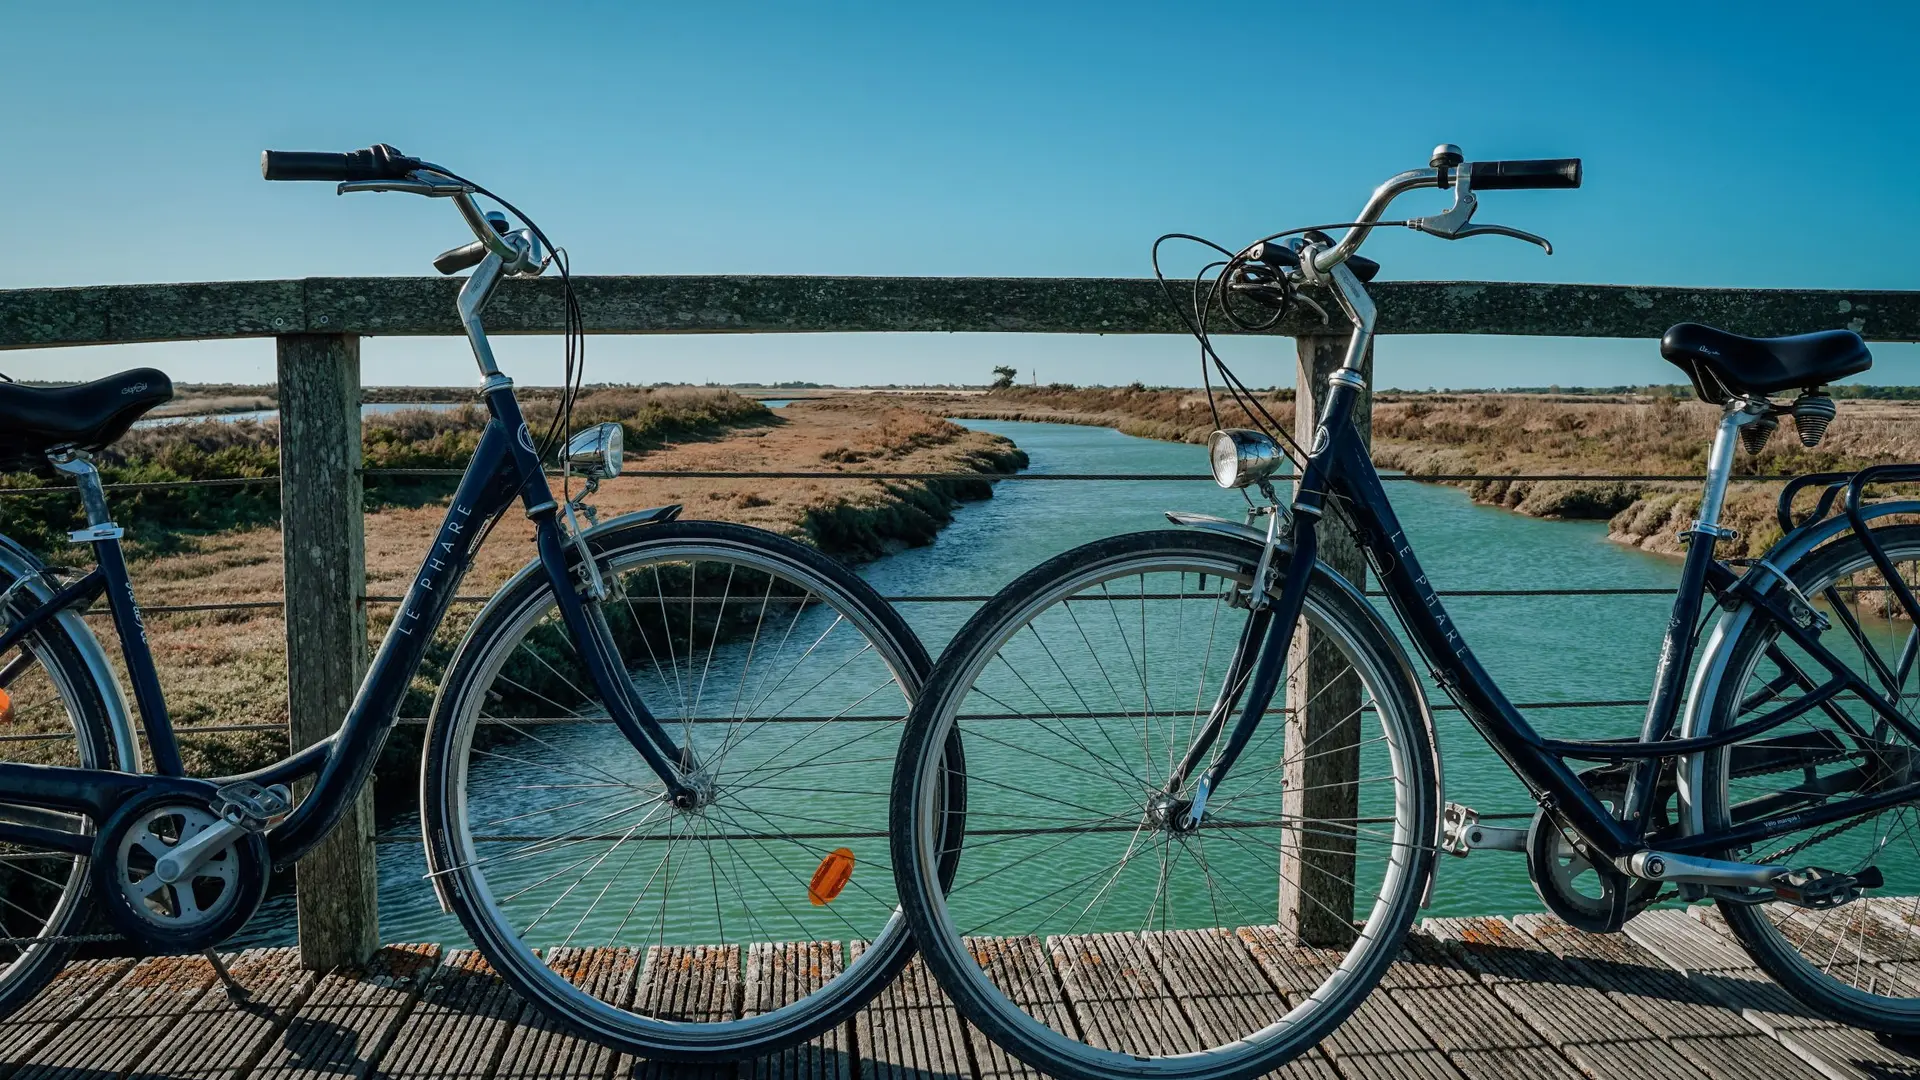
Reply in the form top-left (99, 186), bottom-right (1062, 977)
top-left (891, 145), bottom-right (1920, 1079)
top-left (0, 145), bottom-right (959, 1060)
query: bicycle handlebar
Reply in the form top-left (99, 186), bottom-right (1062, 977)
top-left (433, 240), bottom-right (490, 275)
top-left (1469, 158), bottom-right (1582, 190)
top-left (261, 145), bottom-right (422, 182)
top-left (262, 144), bottom-right (544, 277)
top-left (1310, 147), bottom-right (1582, 273)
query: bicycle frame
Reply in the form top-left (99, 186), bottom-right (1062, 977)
top-left (0, 293), bottom-right (694, 873)
top-left (1183, 280), bottom-right (1920, 876)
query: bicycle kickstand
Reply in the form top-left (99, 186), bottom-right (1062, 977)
top-left (203, 949), bottom-right (250, 1002)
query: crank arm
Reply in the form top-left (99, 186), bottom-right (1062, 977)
top-left (154, 817), bottom-right (247, 884)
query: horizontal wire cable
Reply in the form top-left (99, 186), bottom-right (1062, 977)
top-left (0, 470), bottom-right (1825, 495)
top-left (2, 694), bottom-right (1653, 744)
top-left (73, 586), bottom-right (1707, 616)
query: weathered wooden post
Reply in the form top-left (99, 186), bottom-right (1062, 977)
top-left (277, 333), bottom-right (378, 970)
top-left (1277, 331), bottom-right (1371, 946)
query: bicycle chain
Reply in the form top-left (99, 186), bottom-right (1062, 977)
top-left (1759, 802), bottom-right (1885, 866)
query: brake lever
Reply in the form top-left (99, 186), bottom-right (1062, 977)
top-left (1406, 165), bottom-right (1553, 253)
top-left (335, 174), bottom-right (473, 198)
top-left (1452, 222), bottom-right (1553, 254)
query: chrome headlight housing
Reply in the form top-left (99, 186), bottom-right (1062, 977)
top-left (1208, 428), bottom-right (1283, 490)
top-left (565, 422), bottom-right (624, 480)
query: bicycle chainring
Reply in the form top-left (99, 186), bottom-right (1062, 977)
top-left (1528, 767), bottom-right (1669, 933)
top-left (92, 794), bottom-right (268, 952)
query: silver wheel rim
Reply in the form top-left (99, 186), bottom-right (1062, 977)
top-left (0, 630), bottom-right (100, 997)
top-left (905, 544), bottom-right (1423, 1075)
top-left (440, 536), bottom-right (921, 1050)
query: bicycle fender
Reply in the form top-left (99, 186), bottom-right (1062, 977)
top-left (0, 535), bottom-right (139, 772)
top-left (582, 504), bottom-right (683, 536)
top-left (1675, 498), bottom-right (1920, 840)
top-left (1167, 511), bottom-right (1447, 904)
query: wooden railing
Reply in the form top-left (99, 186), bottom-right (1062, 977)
top-left (3, 276), bottom-right (1918, 968)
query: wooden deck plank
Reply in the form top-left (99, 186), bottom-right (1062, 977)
top-left (1049, 932), bottom-right (1199, 1059)
top-left (375, 949), bottom-right (528, 1080)
top-left (960, 936), bottom-right (1067, 1080)
top-left (1513, 913), bottom-right (1830, 1080)
top-left (247, 943), bottom-right (441, 1080)
top-left (1145, 928), bottom-right (1340, 1080)
top-left (1239, 926), bottom-right (1467, 1080)
top-left (849, 941), bottom-right (972, 1080)
top-left (1391, 927), bottom-right (1593, 1080)
top-left (12, 903), bottom-right (1920, 1080)
top-left (1632, 907), bottom-right (1920, 1080)
top-left (741, 941), bottom-right (849, 1080)
top-left (129, 948), bottom-right (318, 1080)
top-left (615, 944), bottom-right (740, 1080)
top-left (0, 956), bottom-right (134, 1077)
top-left (494, 947), bottom-right (636, 1080)
top-left (8, 953), bottom-right (216, 1080)
top-left (1427, 915), bottom-right (1714, 1080)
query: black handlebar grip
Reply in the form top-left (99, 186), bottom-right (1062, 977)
top-left (261, 144), bottom-right (423, 182)
top-left (1468, 158), bottom-right (1582, 190)
top-left (1248, 241), bottom-right (1300, 267)
top-left (433, 240), bottom-right (489, 275)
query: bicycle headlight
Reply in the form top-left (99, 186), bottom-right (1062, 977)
top-left (1208, 428), bottom-right (1282, 490)
top-left (565, 423), bottom-right (624, 480)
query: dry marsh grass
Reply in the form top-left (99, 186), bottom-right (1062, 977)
top-left (886, 386), bottom-right (1920, 559)
top-left (84, 395), bottom-right (1021, 782)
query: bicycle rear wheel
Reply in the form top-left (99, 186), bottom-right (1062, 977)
top-left (1699, 524), bottom-right (1920, 1031)
top-left (0, 569), bottom-right (118, 1018)
top-left (423, 519), bottom-right (955, 1060)
top-left (891, 529), bottom-right (1435, 1080)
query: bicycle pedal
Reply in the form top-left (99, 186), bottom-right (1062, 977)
top-left (1772, 865), bottom-right (1883, 909)
top-left (214, 781), bottom-right (293, 830)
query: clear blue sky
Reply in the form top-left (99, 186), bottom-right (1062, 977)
top-left (6, 2), bottom-right (1917, 389)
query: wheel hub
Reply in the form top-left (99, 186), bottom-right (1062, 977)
top-left (671, 771), bottom-right (719, 812)
top-left (1146, 792), bottom-right (1199, 835)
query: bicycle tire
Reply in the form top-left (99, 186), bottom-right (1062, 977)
top-left (422, 518), bottom-right (956, 1060)
top-left (891, 529), bottom-right (1436, 1080)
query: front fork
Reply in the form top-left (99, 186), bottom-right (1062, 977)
top-left (1168, 383), bottom-right (1355, 826)
top-left (491, 383), bottom-right (697, 805)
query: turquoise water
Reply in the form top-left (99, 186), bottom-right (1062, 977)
top-left (232, 417), bottom-right (1697, 946)
top-left (863, 420), bottom-right (1687, 921)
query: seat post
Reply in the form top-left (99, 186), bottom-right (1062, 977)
top-left (48, 450), bottom-right (120, 538)
top-left (1693, 400), bottom-right (1769, 542)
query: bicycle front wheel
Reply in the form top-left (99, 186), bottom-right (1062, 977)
top-left (891, 529), bottom-right (1436, 1080)
top-left (1699, 523), bottom-right (1920, 1032)
top-left (423, 519), bottom-right (955, 1060)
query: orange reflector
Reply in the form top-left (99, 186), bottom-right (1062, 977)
top-left (808, 847), bottom-right (855, 906)
top-left (0, 687), bottom-right (12, 724)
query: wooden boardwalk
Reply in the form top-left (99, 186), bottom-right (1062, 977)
top-left (7, 902), bottom-right (1920, 1080)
